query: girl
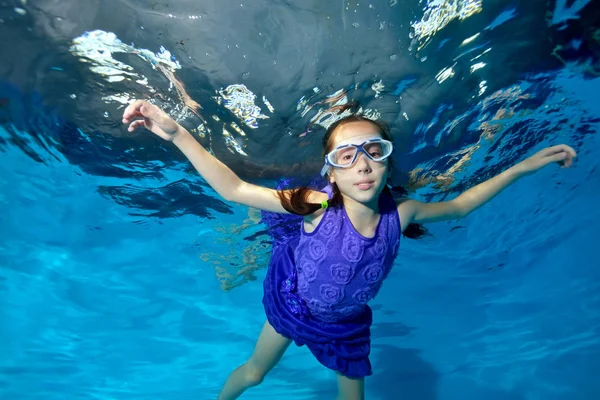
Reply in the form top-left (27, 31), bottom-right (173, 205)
top-left (122, 100), bottom-right (576, 400)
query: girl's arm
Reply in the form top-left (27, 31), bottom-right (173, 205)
top-left (398, 145), bottom-right (577, 228)
top-left (123, 100), bottom-right (326, 214)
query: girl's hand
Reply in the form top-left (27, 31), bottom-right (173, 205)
top-left (122, 100), bottom-right (182, 141)
top-left (517, 144), bottom-right (577, 175)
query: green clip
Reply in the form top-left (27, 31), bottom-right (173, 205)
top-left (321, 201), bottom-right (329, 209)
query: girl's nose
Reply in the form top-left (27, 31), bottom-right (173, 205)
top-left (355, 153), bottom-right (372, 173)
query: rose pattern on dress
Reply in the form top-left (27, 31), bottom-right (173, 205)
top-left (341, 233), bottom-right (363, 262)
top-left (330, 263), bottom-right (356, 285)
top-left (363, 263), bottom-right (384, 284)
top-left (319, 217), bottom-right (341, 238)
top-left (320, 284), bottom-right (342, 305)
top-left (282, 195), bottom-right (402, 322)
top-left (352, 286), bottom-right (375, 304)
top-left (298, 257), bottom-right (318, 282)
top-left (372, 235), bottom-right (388, 258)
top-left (308, 238), bottom-right (327, 261)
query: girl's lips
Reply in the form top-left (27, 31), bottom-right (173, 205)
top-left (355, 181), bottom-right (374, 190)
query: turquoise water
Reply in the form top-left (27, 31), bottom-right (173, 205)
top-left (1, 0), bottom-right (600, 399)
top-left (2, 68), bottom-right (599, 399)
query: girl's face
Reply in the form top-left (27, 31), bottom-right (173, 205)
top-left (328, 120), bottom-right (390, 207)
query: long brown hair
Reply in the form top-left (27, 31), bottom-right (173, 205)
top-left (277, 114), bottom-right (428, 239)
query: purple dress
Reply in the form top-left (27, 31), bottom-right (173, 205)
top-left (262, 185), bottom-right (401, 378)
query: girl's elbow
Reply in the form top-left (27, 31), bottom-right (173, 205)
top-left (222, 188), bottom-right (240, 203)
top-left (222, 180), bottom-right (248, 203)
top-left (452, 201), bottom-right (470, 219)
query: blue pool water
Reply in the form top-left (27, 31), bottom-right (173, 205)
top-left (1, 0), bottom-right (600, 399)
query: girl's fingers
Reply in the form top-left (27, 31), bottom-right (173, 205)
top-left (546, 151), bottom-right (569, 165)
top-left (122, 100), bottom-right (147, 122)
top-left (542, 145), bottom-right (577, 161)
top-left (122, 111), bottom-right (142, 124)
top-left (554, 145), bottom-right (577, 158)
top-left (123, 114), bottom-right (142, 124)
top-left (543, 145), bottom-right (567, 156)
top-left (564, 156), bottom-right (574, 168)
top-left (568, 147), bottom-right (577, 158)
top-left (127, 119), bottom-right (147, 132)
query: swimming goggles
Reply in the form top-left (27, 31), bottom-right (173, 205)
top-left (320, 137), bottom-right (393, 176)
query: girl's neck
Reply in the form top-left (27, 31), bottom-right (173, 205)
top-left (341, 193), bottom-right (381, 238)
top-left (341, 193), bottom-right (380, 221)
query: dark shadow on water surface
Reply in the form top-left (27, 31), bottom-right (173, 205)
top-left (286, 344), bottom-right (440, 400)
top-left (368, 344), bottom-right (440, 400)
top-left (271, 319), bottom-right (439, 400)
